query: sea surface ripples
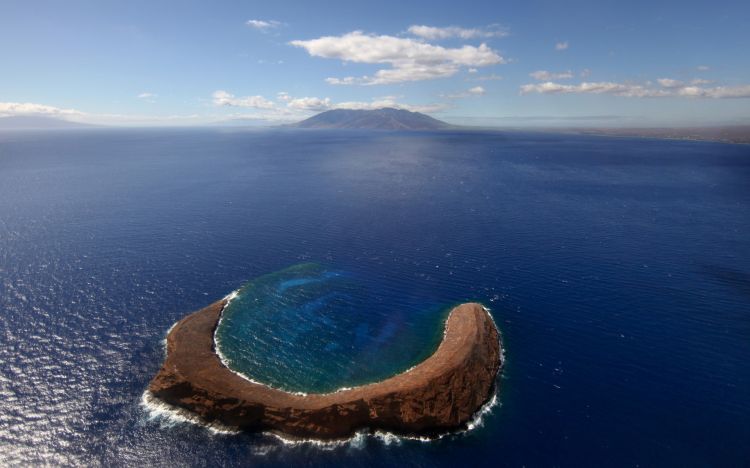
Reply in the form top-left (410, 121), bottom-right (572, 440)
top-left (0, 129), bottom-right (748, 466)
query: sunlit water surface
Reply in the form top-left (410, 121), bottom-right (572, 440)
top-left (0, 128), bottom-right (748, 466)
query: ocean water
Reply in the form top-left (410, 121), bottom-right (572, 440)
top-left (214, 262), bottom-right (448, 394)
top-left (0, 128), bottom-right (748, 466)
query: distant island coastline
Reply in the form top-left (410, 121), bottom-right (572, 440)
top-left (148, 299), bottom-right (502, 440)
top-left (3, 111), bottom-right (749, 145)
top-left (562, 126), bottom-right (750, 145)
top-left (0, 115), bottom-right (96, 130)
top-left (287, 108), bottom-right (455, 130)
top-left (286, 110), bottom-right (750, 144)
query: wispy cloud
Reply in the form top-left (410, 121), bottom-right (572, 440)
top-left (289, 94), bottom-right (449, 113)
top-left (246, 19), bottom-right (283, 32)
top-left (211, 90), bottom-right (447, 115)
top-left (520, 78), bottom-right (750, 98)
top-left (0, 101), bottom-right (83, 117)
top-left (656, 78), bottom-right (683, 88)
top-left (697, 65), bottom-right (710, 71)
top-left (530, 70), bottom-right (573, 81)
top-left (671, 85), bottom-right (750, 98)
top-left (444, 86), bottom-right (487, 99)
top-left (555, 41), bottom-right (569, 51)
top-left (290, 30), bottom-right (505, 85)
top-left (212, 90), bottom-right (275, 109)
top-left (521, 81), bottom-right (668, 97)
top-left (137, 92), bottom-right (157, 103)
top-left (286, 96), bottom-right (332, 112)
top-left (335, 97), bottom-right (449, 113)
top-left (407, 24), bottom-right (508, 40)
top-left (0, 101), bottom-right (209, 126)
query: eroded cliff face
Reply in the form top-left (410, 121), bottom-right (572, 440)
top-left (148, 300), bottom-right (502, 440)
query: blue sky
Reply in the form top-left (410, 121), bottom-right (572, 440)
top-left (1, 0), bottom-right (749, 126)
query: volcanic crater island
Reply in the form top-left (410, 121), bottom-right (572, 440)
top-left (148, 264), bottom-right (503, 440)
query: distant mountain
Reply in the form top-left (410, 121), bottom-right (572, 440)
top-left (0, 115), bottom-right (94, 130)
top-left (290, 108), bottom-right (453, 130)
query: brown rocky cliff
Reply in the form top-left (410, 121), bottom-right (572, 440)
top-left (148, 300), bottom-right (502, 439)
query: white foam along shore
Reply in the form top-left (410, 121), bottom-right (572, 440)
top-left (212, 288), bottom-right (312, 396)
top-left (141, 385), bottom-right (502, 449)
top-left (141, 390), bottom-right (240, 435)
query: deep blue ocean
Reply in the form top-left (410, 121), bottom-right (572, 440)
top-left (0, 128), bottom-right (748, 466)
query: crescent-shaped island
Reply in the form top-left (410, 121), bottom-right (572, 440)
top-left (148, 299), bottom-right (502, 440)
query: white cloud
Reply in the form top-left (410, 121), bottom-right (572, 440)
top-left (555, 41), bottom-right (569, 51)
top-left (334, 97), bottom-right (448, 113)
top-left (580, 68), bottom-right (591, 78)
top-left (407, 24), bottom-right (508, 40)
top-left (212, 90), bottom-right (275, 109)
top-left (676, 85), bottom-right (750, 98)
top-left (290, 31), bottom-right (505, 85)
top-left (443, 86), bottom-right (487, 99)
top-left (520, 80), bottom-right (750, 99)
top-left (286, 96), bottom-right (332, 111)
top-left (520, 81), bottom-right (669, 97)
top-left (657, 78), bottom-right (683, 88)
top-left (0, 102), bottom-right (210, 126)
top-left (283, 93), bottom-right (448, 114)
top-left (137, 92), bottom-right (157, 103)
top-left (659, 78), bottom-right (715, 88)
top-left (246, 19), bottom-right (282, 31)
top-left (212, 90), bottom-right (447, 116)
top-left (697, 65), bottom-right (710, 71)
top-left (468, 68), bottom-right (478, 73)
top-left (0, 101), bottom-right (83, 117)
top-left (530, 70), bottom-right (573, 81)
top-left (325, 77), bottom-right (359, 85)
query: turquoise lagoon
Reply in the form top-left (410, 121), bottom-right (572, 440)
top-left (214, 263), bottom-right (450, 393)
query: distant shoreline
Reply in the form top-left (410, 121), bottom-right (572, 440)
top-left (555, 126), bottom-right (750, 146)
top-left (2, 116), bottom-right (748, 146)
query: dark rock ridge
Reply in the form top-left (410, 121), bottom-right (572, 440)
top-left (148, 300), bottom-right (502, 440)
top-left (289, 108), bottom-right (453, 130)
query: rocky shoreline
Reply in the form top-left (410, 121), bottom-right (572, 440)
top-left (148, 300), bottom-right (502, 440)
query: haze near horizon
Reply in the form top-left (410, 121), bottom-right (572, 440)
top-left (1, 0), bottom-right (749, 128)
